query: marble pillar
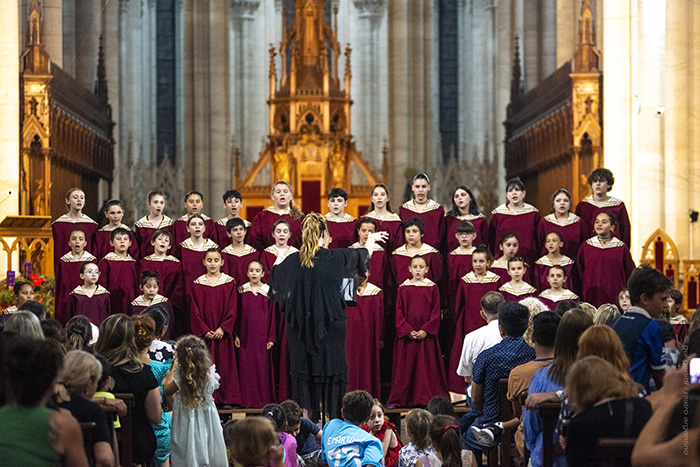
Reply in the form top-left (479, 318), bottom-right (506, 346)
top-left (556, 0), bottom-right (576, 67)
top-left (62, 0), bottom-right (76, 76)
top-left (74, 0), bottom-right (99, 90)
top-left (43, 0), bottom-right (63, 67)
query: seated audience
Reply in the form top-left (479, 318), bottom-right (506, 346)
top-left (5, 310), bottom-right (43, 339)
top-left (228, 417), bottom-right (285, 467)
top-left (398, 409), bottom-right (435, 467)
top-left (415, 415), bottom-right (461, 467)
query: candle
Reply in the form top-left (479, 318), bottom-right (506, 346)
top-left (23, 261), bottom-right (32, 277)
top-left (6, 271), bottom-right (15, 289)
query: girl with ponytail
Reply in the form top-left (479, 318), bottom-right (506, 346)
top-left (249, 181), bottom-right (305, 250)
top-left (415, 415), bottom-right (461, 467)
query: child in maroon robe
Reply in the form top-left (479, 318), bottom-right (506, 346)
top-left (139, 228), bottom-right (183, 318)
top-left (346, 277), bottom-right (383, 398)
top-left (445, 185), bottom-right (489, 253)
top-left (260, 220), bottom-right (299, 275)
top-left (68, 261), bottom-right (110, 325)
top-left (98, 227), bottom-right (139, 316)
top-left (538, 265), bottom-right (579, 310)
top-left (52, 187), bottom-right (98, 268)
top-left (667, 289), bottom-right (689, 344)
top-left (171, 190), bottom-right (216, 257)
top-left (387, 255), bottom-right (448, 407)
top-left (499, 257), bottom-right (537, 302)
top-left (576, 212), bottom-right (635, 307)
top-left (488, 177), bottom-right (540, 266)
top-left (391, 218), bottom-right (442, 285)
top-left (490, 232), bottom-right (522, 286)
top-left (215, 189), bottom-right (251, 247)
top-left (449, 247), bottom-right (500, 392)
top-left (249, 181), bottom-right (304, 250)
top-left (96, 199), bottom-right (139, 260)
top-left (363, 183), bottom-right (404, 253)
top-left (350, 219), bottom-right (387, 289)
top-left (129, 271), bottom-right (174, 339)
top-left (55, 228), bottom-right (97, 324)
top-left (537, 189), bottom-right (585, 259)
top-left (399, 173), bottom-right (445, 252)
top-left (190, 248), bottom-right (241, 405)
top-left (448, 220), bottom-right (477, 308)
top-left (134, 187), bottom-right (174, 259)
top-left (325, 188), bottom-right (357, 249)
top-left (221, 217), bottom-right (260, 287)
top-left (575, 168), bottom-right (631, 245)
top-left (534, 231), bottom-right (575, 292)
top-left (235, 260), bottom-right (276, 408)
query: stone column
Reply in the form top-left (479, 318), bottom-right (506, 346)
top-left (556, 0), bottom-right (576, 67)
top-left (104, 0), bottom-right (121, 199)
top-left (690, 2), bottom-right (700, 259)
top-left (62, 0), bottom-right (76, 76)
top-left (74, 0), bottom-right (99, 90)
top-left (43, 0), bottom-right (63, 67)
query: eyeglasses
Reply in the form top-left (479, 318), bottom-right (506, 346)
top-left (84, 270), bottom-right (101, 276)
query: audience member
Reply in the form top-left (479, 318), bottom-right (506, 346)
top-left (228, 417), bottom-right (285, 467)
top-left (398, 409), bottom-right (435, 467)
top-left (520, 297), bottom-right (549, 346)
top-left (280, 399), bottom-right (322, 463)
top-left (41, 319), bottom-right (67, 354)
top-left (593, 303), bottom-right (620, 325)
top-left (65, 315), bottom-right (93, 352)
top-left (416, 415), bottom-right (461, 467)
top-left (554, 300), bottom-right (579, 317)
top-left (263, 403), bottom-right (298, 467)
top-left (364, 399), bottom-right (402, 467)
top-left (425, 396), bottom-right (458, 419)
top-left (18, 299), bottom-right (47, 320)
top-left (5, 310), bottom-right (43, 339)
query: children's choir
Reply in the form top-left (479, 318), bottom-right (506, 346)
top-left (41, 167), bottom-right (639, 408)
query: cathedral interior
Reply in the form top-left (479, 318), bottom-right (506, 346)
top-left (1, 0), bottom-right (700, 310)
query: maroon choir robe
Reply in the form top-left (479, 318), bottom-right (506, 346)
top-left (362, 211), bottom-right (404, 252)
top-left (533, 255), bottom-right (575, 292)
top-left (139, 255), bottom-right (183, 314)
top-left (98, 253), bottom-right (139, 316)
top-left (670, 315), bottom-right (689, 344)
top-left (260, 245), bottom-right (299, 280)
top-left (346, 284), bottom-right (384, 398)
top-left (449, 271), bottom-right (500, 392)
top-left (575, 196), bottom-right (631, 246)
top-left (325, 213), bottom-right (357, 249)
top-left (488, 203), bottom-right (541, 266)
top-left (444, 213), bottom-right (489, 253)
top-left (576, 237), bottom-right (635, 307)
top-left (498, 282), bottom-right (537, 302)
top-left (249, 208), bottom-right (304, 250)
top-left (221, 244), bottom-right (260, 287)
top-left (350, 243), bottom-right (387, 289)
top-left (134, 215), bottom-right (174, 259)
top-left (54, 251), bottom-right (96, 325)
top-left (214, 217), bottom-right (251, 248)
top-left (538, 289), bottom-right (579, 311)
top-left (391, 244), bottom-right (443, 285)
top-left (171, 214), bottom-right (216, 258)
top-left (129, 294), bottom-right (175, 340)
top-left (180, 238), bottom-right (219, 334)
top-left (95, 225), bottom-right (139, 261)
top-left (191, 273), bottom-right (241, 404)
top-left (489, 260), bottom-right (511, 287)
top-left (400, 200), bottom-right (445, 252)
top-left (52, 214), bottom-right (98, 267)
top-left (68, 285), bottom-right (111, 325)
top-left (537, 213), bottom-right (586, 259)
top-left (447, 247), bottom-right (475, 316)
top-left (237, 282), bottom-right (276, 407)
top-left (387, 279), bottom-right (448, 406)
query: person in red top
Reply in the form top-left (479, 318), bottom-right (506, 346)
top-left (54, 228), bottom-right (97, 324)
top-left (325, 188), bottom-right (356, 249)
top-left (96, 199), bottom-right (138, 260)
top-left (445, 185), bottom-right (488, 252)
top-left (98, 227), bottom-right (139, 315)
top-left (52, 188), bottom-right (98, 268)
top-left (363, 400), bottom-right (403, 466)
top-left (364, 183), bottom-right (404, 253)
top-left (575, 168), bottom-right (631, 246)
top-left (537, 189), bottom-right (586, 259)
top-left (221, 217), bottom-right (260, 287)
top-left (400, 173), bottom-right (445, 252)
top-left (488, 177), bottom-right (540, 267)
top-left (134, 187), bottom-right (174, 259)
top-left (215, 189), bottom-right (251, 247)
top-left (249, 181), bottom-right (304, 250)
top-left (171, 191), bottom-right (216, 257)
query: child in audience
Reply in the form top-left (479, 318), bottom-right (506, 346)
top-left (228, 417), bottom-right (285, 467)
top-left (618, 288), bottom-right (631, 313)
top-left (391, 217), bottom-right (442, 285)
top-left (54, 228), bottom-right (97, 324)
top-left (263, 403), bottom-right (298, 467)
top-left (222, 217), bottom-right (260, 287)
top-left (499, 257), bottom-right (537, 302)
top-left (139, 228), bottom-right (182, 316)
top-left (490, 232), bottom-right (522, 286)
top-left (215, 189), bottom-right (251, 247)
top-left (363, 183), bottom-right (404, 252)
top-left (534, 231), bottom-right (575, 292)
top-left (280, 399), bottom-right (322, 461)
top-left (129, 271), bottom-right (174, 339)
top-left (575, 168), bottom-right (631, 245)
top-left (538, 265), bottom-right (579, 311)
top-left (141, 304), bottom-right (175, 362)
top-left (165, 335), bottom-right (228, 466)
top-left (64, 315), bottom-right (93, 352)
top-left (400, 173), bottom-right (445, 251)
top-left (576, 212), bottom-right (635, 307)
top-left (249, 181), bottom-right (305, 250)
top-left (172, 190), bottom-right (216, 254)
top-left (398, 409), bottom-right (436, 467)
top-left (68, 261), bottom-right (110, 325)
top-left (134, 187), bottom-right (174, 259)
top-left (364, 400), bottom-right (402, 467)
top-left (261, 219), bottom-right (299, 273)
top-left (96, 199), bottom-right (138, 260)
top-left (2, 281), bottom-right (34, 315)
top-left (52, 187), bottom-right (98, 266)
top-left (346, 275), bottom-right (383, 397)
top-left (350, 219), bottom-right (386, 289)
top-left (445, 185), bottom-right (488, 252)
top-left (99, 227), bottom-right (139, 315)
top-left (325, 188), bottom-right (356, 248)
top-left (666, 289), bottom-right (689, 344)
top-left (236, 260), bottom-right (276, 408)
top-left (415, 415), bottom-right (461, 467)
top-left (93, 353), bottom-right (126, 430)
top-left (388, 255), bottom-right (448, 407)
top-left (537, 189), bottom-right (585, 259)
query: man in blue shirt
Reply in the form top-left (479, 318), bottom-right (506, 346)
top-left (612, 265), bottom-right (670, 391)
top-left (463, 301), bottom-right (536, 466)
top-left (322, 390), bottom-right (383, 467)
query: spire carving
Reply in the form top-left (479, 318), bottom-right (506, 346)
top-left (573, 0), bottom-right (601, 73)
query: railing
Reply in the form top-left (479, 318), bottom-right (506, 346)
top-left (0, 215), bottom-right (53, 276)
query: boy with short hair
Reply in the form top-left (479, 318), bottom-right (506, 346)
top-left (221, 217), bottom-right (259, 287)
top-left (215, 189), bottom-right (251, 247)
top-left (55, 228), bottom-right (97, 324)
top-left (325, 188), bottom-right (356, 249)
top-left (611, 265), bottom-right (671, 390)
top-left (99, 227), bottom-right (139, 315)
top-left (575, 167), bottom-right (631, 245)
top-left (666, 288), bottom-right (689, 344)
top-left (391, 217), bottom-right (442, 285)
top-left (322, 390), bottom-right (383, 467)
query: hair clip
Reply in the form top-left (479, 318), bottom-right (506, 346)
top-left (444, 424), bottom-right (458, 430)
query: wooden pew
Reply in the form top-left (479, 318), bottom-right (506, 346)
top-left (384, 405), bottom-right (471, 434)
top-left (597, 438), bottom-right (637, 467)
top-left (113, 393), bottom-right (134, 466)
top-left (80, 422), bottom-right (97, 464)
top-left (539, 401), bottom-right (563, 467)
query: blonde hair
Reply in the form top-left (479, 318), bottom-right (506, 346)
top-left (520, 297), bottom-right (548, 346)
top-left (577, 325), bottom-right (630, 374)
top-left (272, 181), bottom-right (303, 220)
top-left (229, 417), bottom-right (278, 466)
top-left (566, 356), bottom-right (638, 412)
top-left (578, 302), bottom-right (597, 318)
top-left (405, 408), bottom-right (433, 451)
top-left (131, 315), bottom-right (156, 352)
top-left (299, 213), bottom-right (327, 268)
top-left (174, 335), bottom-right (213, 409)
top-left (94, 314), bottom-right (142, 371)
top-left (5, 311), bottom-right (43, 339)
top-left (593, 304), bottom-right (621, 325)
top-left (55, 350), bottom-right (102, 403)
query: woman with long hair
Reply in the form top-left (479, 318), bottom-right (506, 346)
top-left (249, 181), bottom-right (305, 250)
top-left (363, 183), bottom-right (404, 253)
top-left (270, 212), bottom-right (385, 420)
top-left (445, 185), bottom-right (488, 252)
